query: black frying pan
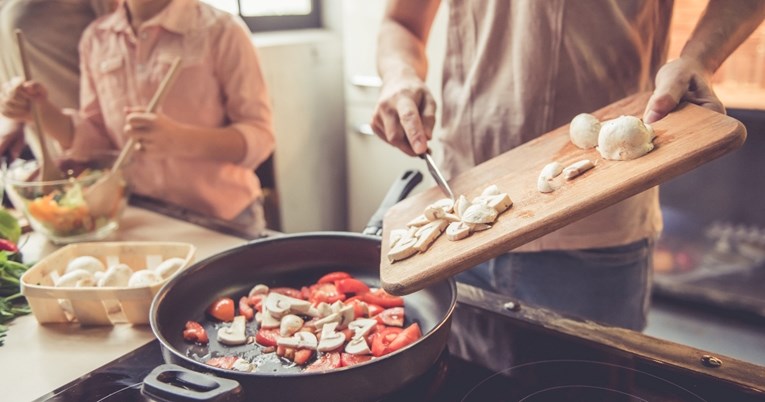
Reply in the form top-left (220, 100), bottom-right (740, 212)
top-left (144, 171), bottom-right (457, 402)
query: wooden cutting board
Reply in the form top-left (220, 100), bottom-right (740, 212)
top-left (379, 92), bottom-right (747, 295)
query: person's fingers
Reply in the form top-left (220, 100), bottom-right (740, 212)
top-left (380, 106), bottom-right (415, 156)
top-left (643, 76), bottom-right (686, 124)
top-left (126, 112), bottom-right (156, 129)
top-left (395, 96), bottom-right (428, 155)
top-left (420, 92), bottom-right (437, 142)
top-left (685, 78), bottom-right (725, 115)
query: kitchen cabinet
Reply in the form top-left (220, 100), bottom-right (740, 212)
top-left (341, 0), bottom-right (448, 231)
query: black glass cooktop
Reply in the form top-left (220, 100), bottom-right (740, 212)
top-left (35, 284), bottom-right (765, 402)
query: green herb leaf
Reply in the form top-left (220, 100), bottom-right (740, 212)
top-left (0, 209), bottom-right (20, 244)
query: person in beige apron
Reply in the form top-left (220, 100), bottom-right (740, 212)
top-left (0, 0), bottom-right (115, 161)
top-left (372, 0), bottom-right (765, 336)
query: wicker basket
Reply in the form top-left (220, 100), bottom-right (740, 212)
top-left (20, 242), bottom-right (196, 325)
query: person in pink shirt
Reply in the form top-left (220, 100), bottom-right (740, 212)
top-left (0, 0), bottom-right (275, 233)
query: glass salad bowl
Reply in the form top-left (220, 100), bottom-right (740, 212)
top-left (4, 152), bottom-right (129, 244)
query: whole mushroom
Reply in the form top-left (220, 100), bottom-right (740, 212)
top-left (597, 115), bottom-right (655, 160)
top-left (569, 113), bottom-right (601, 149)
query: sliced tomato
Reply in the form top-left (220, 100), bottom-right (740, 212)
top-left (255, 328), bottom-right (280, 347)
top-left (367, 303), bottom-right (385, 317)
top-left (305, 352), bottom-right (342, 372)
top-left (386, 323), bottom-right (422, 354)
top-left (294, 348), bottom-right (314, 365)
top-left (207, 297), bottom-right (235, 322)
top-left (270, 287), bottom-right (304, 299)
top-left (239, 296), bottom-right (254, 320)
top-left (317, 271), bottom-right (351, 284)
top-left (376, 307), bottom-right (405, 327)
top-left (182, 321), bottom-right (209, 344)
top-left (370, 327), bottom-right (403, 357)
top-left (341, 353), bottom-right (373, 367)
top-left (308, 283), bottom-right (346, 304)
top-left (335, 278), bottom-right (370, 295)
top-left (359, 289), bottom-right (404, 308)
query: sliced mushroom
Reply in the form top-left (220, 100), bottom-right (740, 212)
top-left (218, 315), bottom-right (247, 346)
top-left (562, 159), bottom-right (595, 180)
top-left (423, 205), bottom-right (446, 221)
top-left (461, 204), bottom-right (498, 225)
top-left (429, 198), bottom-right (455, 213)
top-left (316, 302), bottom-right (333, 318)
top-left (280, 314), bottom-right (304, 336)
top-left (248, 284), bottom-right (269, 297)
top-left (454, 195), bottom-right (470, 218)
top-left (348, 318), bottom-right (377, 339)
top-left (472, 193), bottom-right (513, 214)
top-left (446, 221), bottom-right (471, 241)
top-left (389, 229), bottom-right (410, 248)
top-left (481, 184), bottom-right (500, 197)
top-left (413, 219), bottom-right (448, 252)
top-left (313, 312), bottom-right (341, 330)
top-left (317, 322), bottom-right (345, 352)
top-left (231, 358), bottom-right (254, 372)
top-left (336, 305), bottom-right (355, 330)
top-left (264, 292), bottom-right (311, 318)
top-left (65, 256), bottom-right (106, 275)
top-left (277, 331), bottom-right (318, 350)
top-left (537, 161), bottom-right (563, 193)
top-left (387, 237), bottom-right (418, 262)
top-left (344, 336), bottom-right (371, 355)
top-left (406, 215), bottom-right (429, 228)
top-left (260, 308), bottom-right (281, 329)
top-left (330, 300), bottom-right (344, 314)
top-left (467, 223), bottom-right (492, 232)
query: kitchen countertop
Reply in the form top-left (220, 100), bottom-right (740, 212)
top-left (0, 206), bottom-right (250, 402)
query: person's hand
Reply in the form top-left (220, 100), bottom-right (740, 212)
top-left (0, 77), bottom-right (48, 122)
top-left (643, 57), bottom-right (724, 124)
top-left (123, 108), bottom-right (194, 158)
top-left (371, 75), bottom-right (436, 156)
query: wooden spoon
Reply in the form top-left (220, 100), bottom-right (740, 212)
top-left (15, 29), bottom-right (64, 182)
top-left (83, 57), bottom-right (183, 218)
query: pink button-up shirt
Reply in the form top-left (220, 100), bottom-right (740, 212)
top-left (64, 0), bottom-right (275, 221)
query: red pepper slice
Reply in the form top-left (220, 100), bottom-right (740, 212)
top-left (340, 353), bottom-right (373, 367)
top-left (255, 328), bottom-right (280, 347)
top-left (317, 271), bottom-right (351, 284)
top-left (359, 289), bottom-right (404, 308)
top-left (308, 283), bottom-right (346, 304)
top-left (335, 278), bottom-right (370, 295)
top-left (386, 323), bottom-right (421, 353)
top-left (0, 239), bottom-right (18, 253)
top-left (270, 287), bottom-right (304, 299)
top-left (370, 327), bottom-right (403, 357)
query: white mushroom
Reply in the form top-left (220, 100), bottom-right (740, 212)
top-left (344, 336), bottom-right (371, 355)
top-left (336, 305), bottom-right (356, 330)
top-left (280, 314), bottom-right (304, 336)
top-left (97, 263), bottom-right (133, 287)
top-left (231, 358), bottom-right (254, 372)
top-left (597, 115), bottom-right (655, 160)
top-left (316, 302), bottom-right (333, 318)
top-left (348, 318), bottom-right (377, 339)
top-left (277, 331), bottom-right (318, 350)
top-left (423, 205), bottom-right (446, 221)
top-left (454, 195), bottom-right (470, 218)
top-left (65, 256), bottom-right (105, 275)
top-left (472, 193), bottom-right (513, 214)
top-left (153, 257), bottom-right (186, 279)
top-left (389, 229), bottom-right (410, 248)
top-left (429, 198), bottom-right (455, 213)
top-left (313, 312), bottom-right (341, 330)
top-left (128, 270), bottom-right (162, 287)
top-left (468, 223), bottom-right (492, 231)
top-left (569, 113), bottom-right (601, 149)
top-left (413, 219), bottom-right (448, 252)
top-left (259, 309), bottom-right (281, 329)
top-left (55, 269), bottom-right (95, 287)
top-left (406, 215), bottom-right (429, 228)
top-left (461, 204), bottom-right (498, 225)
top-left (387, 237), bottom-right (418, 262)
top-left (446, 221), bottom-right (471, 241)
top-left (218, 315), bottom-right (247, 346)
top-left (264, 292), bottom-right (312, 318)
top-left (481, 184), bottom-right (500, 197)
top-left (562, 159), bottom-right (595, 180)
top-left (537, 161), bottom-right (563, 193)
top-left (317, 322), bottom-right (345, 352)
top-left (248, 284), bottom-right (269, 297)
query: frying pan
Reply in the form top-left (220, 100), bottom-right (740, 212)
top-left (144, 171), bottom-right (457, 402)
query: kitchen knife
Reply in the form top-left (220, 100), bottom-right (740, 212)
top-left (420, 152), bottom-right (455, 201)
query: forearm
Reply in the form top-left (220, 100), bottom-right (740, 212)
top-left (181, 125), bottom-right (248, 164)
top-left (376, 0), bottom-right (440, 82)
top-left (35, 99), bottom-right (75, 148)
top-left (681, 0), bottom-right (765, 73)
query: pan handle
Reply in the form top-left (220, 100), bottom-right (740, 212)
top-left (141, 363), bottom-right (243, 402)
top-left (363, 169), bottom-right (423, 236)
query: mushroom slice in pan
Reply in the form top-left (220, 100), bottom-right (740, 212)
top-left (218, 315), bottom-right (248, 346)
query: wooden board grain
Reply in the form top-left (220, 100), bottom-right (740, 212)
top-left (380, 92), bottom-right (747, 295)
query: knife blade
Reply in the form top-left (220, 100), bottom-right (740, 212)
top-left (420, 152), bottom-right (455, 201)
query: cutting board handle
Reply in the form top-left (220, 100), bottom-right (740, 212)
top-left (363, 170), bottom-right (423, 236)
